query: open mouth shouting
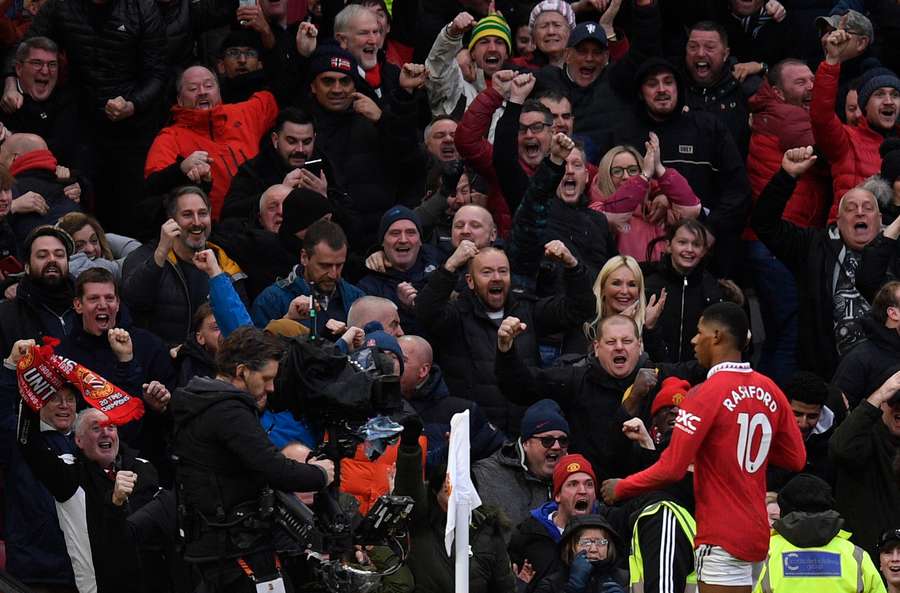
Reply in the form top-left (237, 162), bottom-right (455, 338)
top-left (94, 312), bottom-right (113, 330)
top-left (521, 139), bottom-right (543, 163)
top-left (692, 60), bottom-right (711, 79)
top-left (573, 495), bottom-right (591, 513)
top-left (440, 142), bottom-right (458, 160)
top-left (196, 97), bottom-right (212, 109)
top-left (559, 176), bottom-right (579, 201)
top-left (361, 44), bottom-right (378, 67)
top-left (41, 262), bottom-right (62, 278)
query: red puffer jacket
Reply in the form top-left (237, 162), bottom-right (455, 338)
top-left (744, 79), bottom-right (832, 240)
top-left (811, 61), bottom-right (897, 222)
top-left (145, 91), bottom-right (279, 219)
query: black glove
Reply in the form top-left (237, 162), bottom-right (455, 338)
top-left (400, 413), bottom-right (424, 447)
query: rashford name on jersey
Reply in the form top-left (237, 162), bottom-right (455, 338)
top-left (723, 384), bottom-right (778, 413)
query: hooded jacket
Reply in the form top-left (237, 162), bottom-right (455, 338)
top-left (833, 315), bottom-right (900, 408)
top-left (173, 335), bottom-right (216, 389)
top-left (407, 364), bottom-right (505, 470)
top-left (618, 57), bottom-right (751, 276)
top-left (745, 78), bottom-right (832, 240)
top-left (171, 376), bottom-right (329, 560)
top-left (811, 60), bottom-right (899, 223)
top-left (144, 91), bottom-right (279, 218)
top-left (534, 514), bottom-right (627, 593)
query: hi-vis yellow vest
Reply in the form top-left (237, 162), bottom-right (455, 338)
top-left (754, 529), bottom-right (886, 593)
top-left (629, 500), bottom-right (698, 593)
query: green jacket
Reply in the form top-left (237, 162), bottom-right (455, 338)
top-left (394, 442), bottom-right (516, 593)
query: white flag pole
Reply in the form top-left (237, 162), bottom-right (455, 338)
top-left (445, 410), bottom-right (481, 593)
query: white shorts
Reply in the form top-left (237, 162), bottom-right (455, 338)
top-left (695, 544), bottom-right (763, 587)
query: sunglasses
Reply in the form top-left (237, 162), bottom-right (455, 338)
top-left (531, 435), bottom-right (569, 448)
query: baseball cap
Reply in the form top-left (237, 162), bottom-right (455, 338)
top-left (816, 10), bottom-right (874, 40)
top-left (567, 21), bottom-right (608, 49)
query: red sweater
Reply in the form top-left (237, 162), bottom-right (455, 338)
top-left (615, 362), bottom-right (806, 561)
top-left (144, 91), bottom-right (279, 219)
top-left (810, 61), bottom-right (897, 223)
top-left (744, 79), bottom-right (832, 240)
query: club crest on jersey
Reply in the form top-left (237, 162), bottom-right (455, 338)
top-left (675, 409), bottom-right (701, 435)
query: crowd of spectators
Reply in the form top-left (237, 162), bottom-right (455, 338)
top-left (0, 0), bottom-right (899, 591)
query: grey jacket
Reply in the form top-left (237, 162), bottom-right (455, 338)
top-left (472, 440), bottom-right (553, 531)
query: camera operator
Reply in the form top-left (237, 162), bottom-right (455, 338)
top-left (172, 325), bottom-right (335, 592)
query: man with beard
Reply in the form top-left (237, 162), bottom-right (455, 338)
top-left (416, 242), bottom-right (594, 434)
top-left (473, 399), bottom-right (568, 528)
top-left (398, 334), bottom-right (504, 469)
top-left (744, 57), bottom-right (829, 386)
top-left (0, 225), bottom-right (76, 354)
top-left (303, 43), bottom-right (426, 252)
top-left (216, 29), bottom-right (267, 104)
top-left (173, 326), bottom-right (334, 592)
top-left (681, 21), bottom-right (756, 157)
top-left (144, 65), bottom-right (279, 221)
top-left (508, 453), bottom-right (604, 592)
top-left (122, 187), bottom-right (247, 347)
top-left (621, 58), bottom-right (751, 278)
top-left (752, 147), bottom-right (880, 379)
top-left (424, 11), bottom-right (511, 120)
top-left (221, 107), bottom-right (340, 222)
top-left (812, 25), bottom-right (900, 222)
top-left (251, 219), bottom-right (364, 337)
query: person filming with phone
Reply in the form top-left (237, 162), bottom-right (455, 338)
top-left (222, 106), bottom-right (341, 222)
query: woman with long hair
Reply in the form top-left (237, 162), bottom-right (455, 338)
top-left (56, 211), bottom-right (140, 280)
top-left (589, 134), bottom-right (701, 262)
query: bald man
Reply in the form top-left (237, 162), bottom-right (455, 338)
top-left (144, 65), bottom-right (279, 222)
top-left (2, 132), bottom-right (81, 243)
top-left (347, 295), bottom-right (404, 337)
top-left (398, 335), bottom-right (504, 470)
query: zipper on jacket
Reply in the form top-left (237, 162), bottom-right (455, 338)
top-left (677, 276), bottom-right (687, 361)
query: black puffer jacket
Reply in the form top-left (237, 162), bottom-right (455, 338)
top-left (832, 315), bottom-right (900, 409)
top-left (751, 169), bottom-right (844, 379)
top-left (121, 242), bottom-right (248, 347)
top-left (21, 0), bottom-right (167, 121)
top-left (642, 255), bottom-right (724, 363)
top-left (171, 376), bottom-right (329, 560)
top-left (415, 264), bottom-right (595, 435)
top-left (306, 92), bottom-right (426, 252)
top-left (0, 276), bottom-right (77, 356)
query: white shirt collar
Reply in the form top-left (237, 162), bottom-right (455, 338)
top-left (707, 361), bottom-right (752, 379)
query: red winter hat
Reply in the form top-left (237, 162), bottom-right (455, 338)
top-left (552, 454), bottom-right (597, 497)
top-left (651, 377), bottom-right (691, 417)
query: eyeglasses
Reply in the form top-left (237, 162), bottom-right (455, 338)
top-left (223, 48), bottom-right (259, 59)
top-left (531, 435), bottom-right (569, 448)
top-left (576, 538), bottom-right (609, 548)
top-left (518, 122), bottom-right (549, 134)
top-left (610, 165), bottom-right (641, 178)
top-left (22, 59), bottom-right (58, 71)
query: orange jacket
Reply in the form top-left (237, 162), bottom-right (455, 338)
top-left (340, 436), bottom-right (427, 515)
top-left (144, 91), bottom-right (278, 219)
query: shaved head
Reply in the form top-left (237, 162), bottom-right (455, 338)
top-left (1, 132), bottom-right (48, 167)
top-left (398, 335), bottom-right (433, 397)
top-left (347, 295), bottom-right (404, 337)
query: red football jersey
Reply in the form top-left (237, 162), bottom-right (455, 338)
top-left (615, 362), bottom-right (806, 561)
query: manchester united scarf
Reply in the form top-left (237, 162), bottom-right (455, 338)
top-left (16, 338), bottom-right (144, 425)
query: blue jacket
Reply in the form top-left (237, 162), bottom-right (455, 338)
top-left (250, 265), bottom-right (365, 333)
top-left (0, 369), bottom-right (76, 587)
top-left (357, 245), bottom-right (444, 335)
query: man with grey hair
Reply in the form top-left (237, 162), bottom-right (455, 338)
top-left (752, 146), bottom-right (880, 379)
top-left (334, 4), bottom-right (402, 103)
top-left (0, 37), bottom-right (89, 173)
